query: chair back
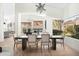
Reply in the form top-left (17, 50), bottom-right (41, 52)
top-left (41, 34), bottom-right (50, 42)
top-left (28, 34), bottom-right (37, 42)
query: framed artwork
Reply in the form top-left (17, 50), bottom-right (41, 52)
top-left (33, 21), bottom-right (43, 28)
top-left (21, 22), bottom-right (32, 29)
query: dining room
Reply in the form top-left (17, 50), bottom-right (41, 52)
top-left (0, 3), bottom-right (79, 56)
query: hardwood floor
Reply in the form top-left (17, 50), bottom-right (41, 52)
top-left (0, 36), bottom-right (79, 56)
top-left (14, 44), bottom-right (79, 56)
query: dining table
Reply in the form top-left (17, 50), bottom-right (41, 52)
top-left (14, 35), bottom-right (64, 50)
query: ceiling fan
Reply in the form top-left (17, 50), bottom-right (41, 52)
top-left (35, 3), bottom-right (46, 13)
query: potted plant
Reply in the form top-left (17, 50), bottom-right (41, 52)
top-left (23, 28), bottom-right (26, 34)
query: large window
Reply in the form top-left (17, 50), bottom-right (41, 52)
top-left (53, 20), bottom-right (63, 35)
top-left (63, 19), bottom-right (79, 39)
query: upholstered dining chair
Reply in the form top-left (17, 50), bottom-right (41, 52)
top-left (28, 34), bottom-right (38, 48)
top-left (41, 34), bottom-right (50, 50)
top-left (13, 34), bottom-right (22, 49)
top-left (56, 35), bottom-right (64, 48)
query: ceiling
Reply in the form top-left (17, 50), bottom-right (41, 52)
top-left (46, 3), bottom-right (70, 9)
top-left (15, 3), bottom-right (69, 9)
top-left (15, 3), bottom-right (70, 18)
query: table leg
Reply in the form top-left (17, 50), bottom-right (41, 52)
top-left (25, 39), bottom-right (28, 49)
top-left (0, 47), bottom-right (2, 52)
top-left (22, 39), bottom-right (26, 50)
top-left (51, 39), bottom-right (56, 50)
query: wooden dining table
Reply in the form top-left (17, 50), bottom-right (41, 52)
top-left (14, 35), bottom-right (64, 50)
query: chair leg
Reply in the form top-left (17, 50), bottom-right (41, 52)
top-left (14, 43), bottom-right (17, 55)
top-left (13, 43), bottom-right (15, 53)
top-left (48, 43), bottom-right (50, 50)
top-left (28, 43), bottom-right (30, 49)
top-left (62, 39), bottom-right (64, 47)
top-left (48, 43), bottom-right (51, 52)
top-left (16, 44), bottom-right (18, 49)
top-left (48, 43), bottom-right (49, 50)
top-left (36, 42), bottom-right (38, 49)
top-left (14, 43), bottom-right (17, 50)
top-left (14, 43), bottom-right (15, 49)
top-left (41, 43), bottom-right (42, 52)
top-left (63, 40), bottom-right (64, 49)
top-left (37, 42), bottom-right (38, 48)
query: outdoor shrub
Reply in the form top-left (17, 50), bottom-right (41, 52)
top-left (53, 30), bottom-right (62, 35)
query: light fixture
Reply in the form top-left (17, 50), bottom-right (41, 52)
top-left (35, 3), bottom-right (46, 14)
top-left (4, 22), bottom-right (6, 24)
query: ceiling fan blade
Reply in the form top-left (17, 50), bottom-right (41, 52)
top-left (43, 9), bottom-right (46, 11)
top-left (35, 3), bottom-right (46, 13)
top-left (35, 5), bottom-right (38, 7)
top-left (43, 4), bottom-right (45, 7)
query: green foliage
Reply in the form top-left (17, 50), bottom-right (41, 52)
top-left (64, 25), bottom-right (76, 36)
top-left (23, 28), bottom-right (26, 34)
top-left (72, 25), bottom-right (79, 39)
top-left (67, 25), bottom-right (75, 34)
top-left (74, 25), bottom-right (79, 32)
top-left (53, 30), bottom-right (62, 35)
top-left (53, 20), bottom-right (63, 35)
top-left (72, 32), bottom-right (79, 39)
top-left (53, 20), bottom-right (62, 30)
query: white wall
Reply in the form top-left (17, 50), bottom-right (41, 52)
top-left (0, 3), bottom-right (15, 42)
top-left (17, 14), bottom-right (21, 36)
top-left (0, 4), bottom-right (4, 42)
top-left (3, 3), bottom-right (15, 16)
top-left (3, 3), bottom-right (15, 31)
top-left (46, 17), bottom-right (53, 35)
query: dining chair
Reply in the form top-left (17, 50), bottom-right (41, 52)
top-left (28, 34), bottom-right (38, 49)
top-left (41, 34), bottom-right (50, 50)
top-left (56, 35), bottom-right (64, 48)
top-left (13, 34), bottom-right (22, 49)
